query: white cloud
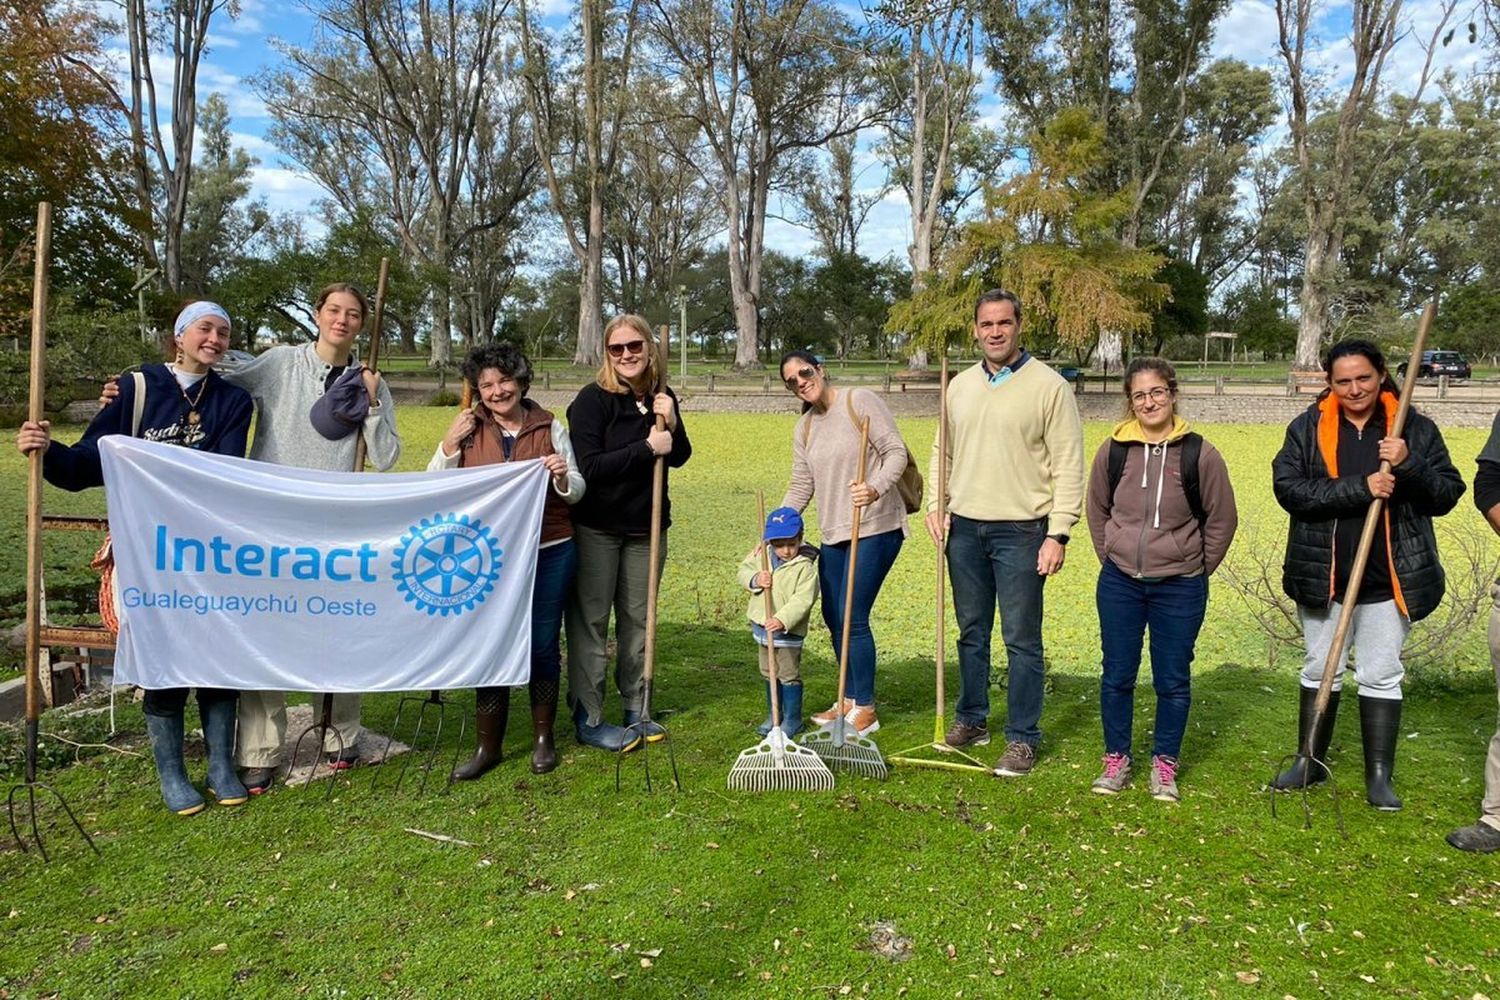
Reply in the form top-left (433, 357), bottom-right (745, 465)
top-left (1210, 0), bottom-right (1282, 67)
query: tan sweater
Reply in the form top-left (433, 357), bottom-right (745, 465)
top-left (928, 359), bottom-right (1085, 536)
top-left (783, 387), bottom-right (911, 544)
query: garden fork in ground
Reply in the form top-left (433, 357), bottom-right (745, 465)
top-left (1269, 302), bottom-right (1432, 832)
top-left (8, 202), bottom-right (99, 860)
top-left (371, 690), bottom-right (466, 793)
top-left (289, 694), bottom-right (348, 799)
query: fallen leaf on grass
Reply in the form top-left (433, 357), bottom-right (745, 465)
top-left (864, 921), bottom-right (914, 963)
top-left (1235, 971), bottom-right (1260, 984)
top-left (209, 943), bottom-right (228, 954)
top-left (945, 944), bottom-right (957, 960)
top-left (640, 958), bottom-right (653, 969)
top-left (1359, 975), bottom-right (1375, 983)
top-left (637, 949), bottom-right (662, 959)
top-left (705, 842), bottom-right (720, 850)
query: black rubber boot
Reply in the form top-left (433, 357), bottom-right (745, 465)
top-left (529, 678), bottom-right (559, 775)
top-left (453, 687), bottom-right (509, 781)
top-left (145, 710), bottom-right (206, 816)
top-left (1359, 695), bottom-right (1403, 811)
top-left (1271, 687), bottom-right (1340, 789)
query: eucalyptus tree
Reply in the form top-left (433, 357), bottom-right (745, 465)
top-left (1275, 0), bottom-right (1455, 367)
top-left (648, 0), bottom-right (878, 369)
top-left (260, 0), bottom-right (534, 367)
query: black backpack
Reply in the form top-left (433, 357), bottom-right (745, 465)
top-left (1106, 432), bottom-right (1206, 526)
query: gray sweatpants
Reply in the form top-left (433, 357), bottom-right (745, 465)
top-left (566, 524), bottom-right (666, 727)
top-left (1297, 599), bottom-right (1408, 700)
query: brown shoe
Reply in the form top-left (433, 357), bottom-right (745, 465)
top-left (846, 704), bottom-right (879, 735)
top-left (993, 741), bottom-right (1036, 777)
top-left (943, 720), bottom-right (991, 749)
top-left (810, 698), bottom-right (854, 726)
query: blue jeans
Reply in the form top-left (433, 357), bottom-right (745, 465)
top-left (531, 540), bottom-right (577, 684)
top-left (819, 529), bottom-right (904, 705)
top-left (947, 515), bottom-right (1047, 744)
top-left (1096, 559), bottom-right (1207, 760)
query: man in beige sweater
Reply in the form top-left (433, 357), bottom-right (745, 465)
top-left (927, 289), bottom-right (1085, 776)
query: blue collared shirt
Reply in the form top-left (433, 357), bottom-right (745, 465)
top-left (981, 350), bottom-right (1031, 387)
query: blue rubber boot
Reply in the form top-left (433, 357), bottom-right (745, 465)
top-left (779, 683), bottom-right (804, 739)
top-left (199, 694), bottom-right (248, 806)
top-left (145, 712), bottom-right (206, 816)
top-left (756, 682), bottom-right (775, 737)
top-left (622, 707), bottom-right (667, 743)
top-left (573, 702), bottom-right (640, 753)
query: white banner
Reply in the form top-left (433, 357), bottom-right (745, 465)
top-left (99, 436), bottom-right (549, 692)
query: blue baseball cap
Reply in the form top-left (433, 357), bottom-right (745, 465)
top-left (763, 507), bottom-right (804, 541)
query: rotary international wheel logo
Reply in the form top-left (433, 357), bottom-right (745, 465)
top-left (391, 513), bottom-right (503, 616)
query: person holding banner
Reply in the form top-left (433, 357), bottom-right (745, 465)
top-left (192, 282), bottom-right (399, 793)
top-left (428, 343), bottom-right (584, 776)
top-left (565, 315), bottom-right (691, 752)
top-left (16, 301), bottom-right (254, 815)
top-left (1270, 339), bottom-right (1463, 811)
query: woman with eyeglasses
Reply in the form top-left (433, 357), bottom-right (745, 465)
top-left (563, 316), bottom-right (691, 752)
top-left (780, 349), bottom-right (909, 736)
top-left (1269, 339), bottom-right (1462, 811)
top-left (1084, 358), bottom-right (1237, 803)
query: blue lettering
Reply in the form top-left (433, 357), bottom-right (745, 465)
top-left (358, 543), bottom-right (378, 582)
top-left (155, 526), bottom-right (166, 571)
top-left (269, 545), bottom-right (291, 576)
top-left (235, 546), bottom-right (264, 577)
top-left (173, 536), bottom-right (205, 573)
top-left (292, 548), bottom-right (321, 580)
top-left (325, 548), bottom-right (353, 582)
top-left (210, 536), bottom-right (233, 574)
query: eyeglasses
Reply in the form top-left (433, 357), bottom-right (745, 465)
top-left (1129, 386), bottom-right (1173, 405)
top-left (607, 339), bottom-right (647, 358)
top-left (783, 366), bottom-right (817, 390)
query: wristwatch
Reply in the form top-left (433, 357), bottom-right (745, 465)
top-left (1047, 533), bottom-right (1069, 546)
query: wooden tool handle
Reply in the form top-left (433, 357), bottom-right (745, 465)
top-left (757, 492), bottom-right (781, 729)
top-left (24, 203), bottom-right (52, 726)
top-left (834, 415), bottom-right (870, 706)
top-left (642, 326), bottom-right (670, 685)
top-left (353, 257), bottom-right (390, 472)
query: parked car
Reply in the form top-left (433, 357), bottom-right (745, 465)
top-left (1397, 350), bottom-right (1471, 381)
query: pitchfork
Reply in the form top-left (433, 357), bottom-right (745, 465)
top-left (7, 203), bottom-right (100, 860)
top-left (1269, 302), bottom-right (1433, 831)
top-left (618, 325), bottom-right (680, 793)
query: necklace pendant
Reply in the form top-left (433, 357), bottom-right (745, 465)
top-left (187, 410), bottom-right (200, 426)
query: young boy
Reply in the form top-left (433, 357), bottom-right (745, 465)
top-left (736, 507), bottom-right (819, 737)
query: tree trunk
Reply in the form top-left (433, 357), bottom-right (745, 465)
top-left (1295, 224), bottom-right (1337, 369)
top-left (430, 288), bottom-right (452, 368)
top-left (576, 250), bottom-right (604, 366)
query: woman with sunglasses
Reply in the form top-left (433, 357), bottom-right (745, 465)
top-left (564, 316), bottom-right (691, 752)
top-left (1085, 358), bottom-right (1237, 803)
top-left (17, 301), bottom-right (254, 816)
top-left (780, 350), bottom-right (909, 735)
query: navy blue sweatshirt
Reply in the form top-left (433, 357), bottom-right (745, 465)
top-left (567, 381), bottom-right (691, 534)
top-left (42, 364), bottom-right (253, 491)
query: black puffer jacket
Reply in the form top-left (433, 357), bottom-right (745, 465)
top-left (1272, 395), bottom-right (1464, 622)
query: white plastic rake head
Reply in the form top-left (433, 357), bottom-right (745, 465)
top-left (727, 728), bottom-right (835, 792)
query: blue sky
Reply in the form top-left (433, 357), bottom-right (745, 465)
top-left (135, 0), bottom-right (1486, 268)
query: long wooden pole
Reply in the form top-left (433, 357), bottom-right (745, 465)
top-left (642, 325), bottom-right (669, 696)
top-left (933, 353), bottom-right (948, 744)
top-left (1303, 303), bottom-right (1435, 746)
top-left (352, 257), bottom-right (390, 473)
top-left (23, 203), bottom-right (53, 776)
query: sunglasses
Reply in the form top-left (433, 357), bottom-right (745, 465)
top-left (783, 366), bottom-right (818, 390)
top-left (607, 339), bottom-right (647, 358)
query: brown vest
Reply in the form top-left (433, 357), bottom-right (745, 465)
top-left (458, 400), bottom-right (574, 544)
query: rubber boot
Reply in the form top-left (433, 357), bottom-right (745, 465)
top-left (1359, 695), bottom-right (1403, 811)
top-left (453, 687), bottom-right (509, 781)
top-left (779, 682), bottom-right (804, 738)
top-left (199, 693), bottom-right (248, 806)
top-left (574, 701), bottom-right (640, 752)
top-left (529, 678), bottom-right (559, 775)
top-left (1271, 687), bottom-right (1340, 789)
top-left (623, 707), bottom-right (667, 743)
top-left (756, 682), bottom-right (776, 737)
top-left (145, 711), bottom-right (206, 816)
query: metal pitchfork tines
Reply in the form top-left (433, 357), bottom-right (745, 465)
top-left (8, 202), bottom-right (100, 861)
top-left (371, 690), bottom-right (465, 794)
top-left (289, 693), bottom-right (348, 799)
top-left (618, 324), bottom-right (680, 793)
top-left (803, 417), bottom-right (887, 781)
top-left (1267, 300), bottom-right (1435, 833)
top-left (728, 493), bottom-right (834, 792)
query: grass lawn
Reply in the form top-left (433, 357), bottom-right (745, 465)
top-left (1, 411), bottom-right (1498, 999)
